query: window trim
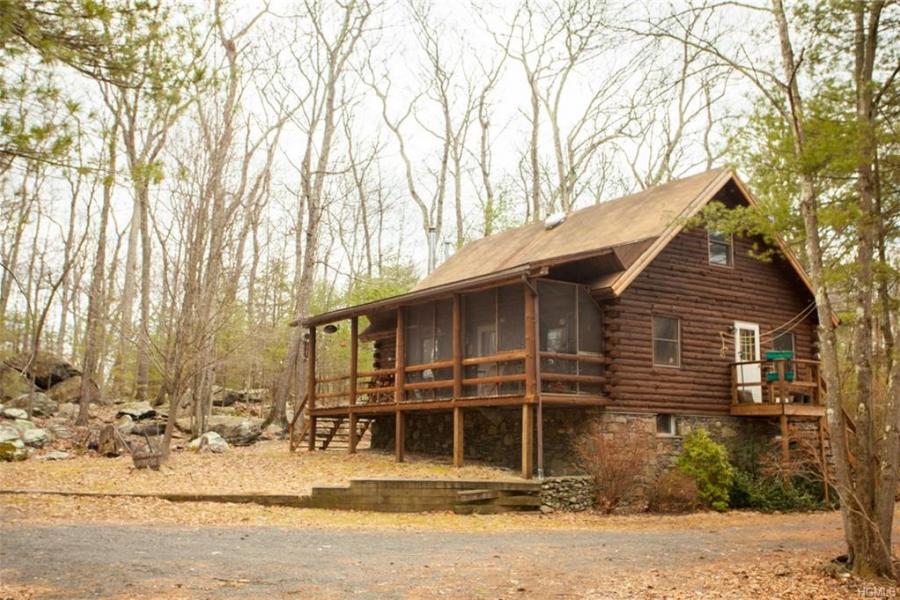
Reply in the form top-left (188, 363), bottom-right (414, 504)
top-left (652, 314), bottom-right (682, 368)
top-left (656, 413), bottom-right (677, 437)
top-left (707, 230), bottom-right (734, 268)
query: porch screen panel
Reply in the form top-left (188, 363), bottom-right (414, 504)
top-left (404, 304), bottom-right (430, 400)
top-left (404, 301), bottom-right (452, 401)
top-left (433, 299), bottom-right (453, 398)
top-left (463, 289), bottom-right (498, 397)
top-left (577, 286), bottom-right (604, 395)
top-left (539, 280), bottom-right (577, 393)
top-left (497, 284), bottom-right (525, 395)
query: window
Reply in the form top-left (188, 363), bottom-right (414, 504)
top-left (656, 414), bottom-right (677, 437)
top-left (708, 231), bottom-right (733, 266)
top-left (773, 332), bottom-right (795, 355)
top-left (652, 315), bottom-right (681, 367)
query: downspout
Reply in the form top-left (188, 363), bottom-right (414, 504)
top-left (522, 275), bottom-right (544, 480)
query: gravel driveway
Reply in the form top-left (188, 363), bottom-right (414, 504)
top-left (0, 513), bottom-right (858, 599)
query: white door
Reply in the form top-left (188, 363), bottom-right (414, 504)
top-left (734, 321), bottom-right (761, 403)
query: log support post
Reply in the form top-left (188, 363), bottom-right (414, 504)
top-left (524, 285), bottom-right (537, 400)
top-left (394, 307), bottom-right (406, 463)
top-left (453, 407), bottom-right (464, 468)
top-left (452, 294), bottom-right (462, 400)
top-left (780, 413), bottom-right (790, 463)
top-left (521, 403), bottom-right (533, 479)
top-left (395, 410), bottom-right (405, 463)
top-left (307, 326), bottom-right (317, 452)
top-left (348, 317), bottom-right (358, 454)
top-left (452, 294), bottom-right (463, 468)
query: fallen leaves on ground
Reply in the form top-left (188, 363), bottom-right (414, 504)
top-left (0, 441), bottom-right (515, 496)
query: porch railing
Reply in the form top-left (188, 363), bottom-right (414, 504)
top-left (730, 358), bottom-right (822, 406)
top-left (314, 348), bottom-right (607, 409)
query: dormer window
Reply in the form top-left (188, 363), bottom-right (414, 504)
top-left (708, 231), bottom-right (733, 267)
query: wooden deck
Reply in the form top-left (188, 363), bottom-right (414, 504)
top-left (729, 402), bottom-right (825, 417)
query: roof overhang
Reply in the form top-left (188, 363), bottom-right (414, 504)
top-left (298, 168), bottom-right (831, 329)
top-left (296, 264), bottom-right (543, 328)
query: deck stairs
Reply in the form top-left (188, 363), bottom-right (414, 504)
top-left (295, 416), bottom-right (373, 451)
top-left (307, 478), bottom-right (543, 514)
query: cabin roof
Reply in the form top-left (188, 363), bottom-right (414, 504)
top-left (299, 167), bottom-right (816, 327)
top-left (413, 168), bottom-right (729, 292)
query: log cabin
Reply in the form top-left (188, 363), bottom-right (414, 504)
top-left (293, 167), bottom-right (828, 479)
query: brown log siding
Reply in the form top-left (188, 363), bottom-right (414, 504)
top-left (603, 227), bottom-right (817, 415)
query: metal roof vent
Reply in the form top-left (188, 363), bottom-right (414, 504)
top-left (543, 212), bottom-right (566, 230)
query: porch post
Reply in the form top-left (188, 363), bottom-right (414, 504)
top-left (348, 316), bottom-right (358, 454)
top-left (394, 308), bottom-right (406, 462)
top-left (452, 294), bottom-right (463, 468)
top-left (524, 286), bottom-right (537, 400)
top-left (521, 403), bottom-right (533, 479)
top-left (780, 413), bottom-right (790, 463)
top-left (453, 407), bottom-right (464, 467)
top-left (524, 280), bottom-right (542, 478)
top-left (452, 294), bottom-right (462, 399)
top-left (395, 411), bottom-right (405, 462)
top-left (307, 326), bottom-right (317, 452)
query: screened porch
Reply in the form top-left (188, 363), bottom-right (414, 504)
top-left (306, 279), bottom-right (608, 416)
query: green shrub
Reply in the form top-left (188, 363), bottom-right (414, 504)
top-left (676, 429), bottom-right (733, 511)
top-left (727, 435), bottom-right (828, 512)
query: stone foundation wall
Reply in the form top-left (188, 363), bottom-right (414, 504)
top-left (540, 476), bottom-right (594, 512)
top-left (372, 408), bottom-right (800, 479)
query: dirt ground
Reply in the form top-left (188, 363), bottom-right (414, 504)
top-left (1, 446), bottom-right (898, 599)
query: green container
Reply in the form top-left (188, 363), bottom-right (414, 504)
top-left (765, 350), bottom-right (794, 361)
top-left (766, 371), bottom-right (796, 382)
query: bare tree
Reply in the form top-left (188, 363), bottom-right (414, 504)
top-left (267, 0), bottom-right (373, 430)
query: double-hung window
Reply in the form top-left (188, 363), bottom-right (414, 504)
top-left (652, 315), bottom-right (681, 367)
top-left (708, 231), bottom-right (733, 267)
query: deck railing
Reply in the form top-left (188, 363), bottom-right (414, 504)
top-left (730, 358), bottom-right (822, 406)
top-left (314, 348), bottom-right (607, 409)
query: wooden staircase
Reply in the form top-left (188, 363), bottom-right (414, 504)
top-left (313, 416), bottom-right (373, 451)
top-left (307, 478), bottom-right (543, 513)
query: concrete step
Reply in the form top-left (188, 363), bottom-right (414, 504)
top-left (456, 489), bottom-right (500, 503)
top-left (307, 478), bottom-right (542, 513)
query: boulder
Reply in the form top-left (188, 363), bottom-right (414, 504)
top-left (212, 387), bottom-right (267, 406)
top-left (23, 428), bottom-right (50, 448)
top-left (36, 450), bottom-right (71, 461)
top-left (131, 421), bottom-right (166, 437)
top-left (188, 431), bottom-right (229, 453)
top-left (116, 402), bottom-right (156, 420)
top-left (0, 439), bottom-right (27, 461)
top-left (46, 376), bottom-right (100, 405)
top-left (57, 403), bottom-right (79, 420)
top-left (8, 392), bottom-right (58, 416)
top-left (2, 407), bottom-right (27, 420)
top-left (206, 416), bottom-right (262, 446)
top-left (0, 424), bottom-right (20, 443)
top-left (0, 366), bottom-right (30, 400)
top-left (12, 419), bottom-right (35, 434)
top-left (115, 414), bottom-right (135, 435)
top-left (2, 352), bottom-right (80, 390)
top-left (49, 424), bottom-right (74, 440)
